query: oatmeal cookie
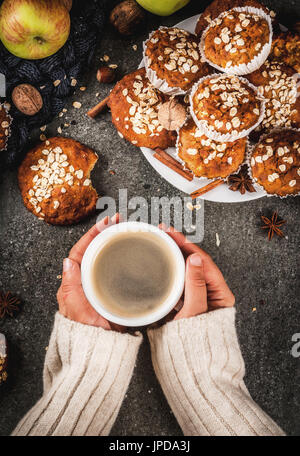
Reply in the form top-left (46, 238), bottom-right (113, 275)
top-left (0, 104), bottom-right (12, 151)
top-left (108, 68), bottom-right (177, 149)
top-left (18, 137), bottom-right (98, 225)
top-left (270, 31), bottom-right (300, 73)
top-left (195, 0), bottom-right (275, 36)
top-left (200, 9), bottom-right (271, 74)
top-left (144, 27), bottom-right (211, 94)
top-left (190, 74), bottom-right (264, 140)
top-left (250, 129), bottom-right (300, 196)
top-left (177, 117), bottom-right (247, 178)
top-left (247, 61), bottom-right (300, 133)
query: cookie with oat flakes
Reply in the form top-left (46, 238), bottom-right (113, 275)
top-left (177, 117), bottom-right (247, 178)
top-left (200, 8), bottom-right (272, 75)
top-left (195, 0), bottom-right (275, 36)
top-left (108, 68), bottom-right (177, 149)
top-left (250, 129), bottom-right (300, 197)
top-left (144, 26), bottom-right (211, 95)
top-left (270, 31), bottom-right (300, 73)
top-left (246, 61), bottom-right (300, 134)
top-left (18, 137), bottom-right (98, 225)
top-left (0, 104), bottom-right (12, 152)
top-left (190, 74), bottom-right (264, 141)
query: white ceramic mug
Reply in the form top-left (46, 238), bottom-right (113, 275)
top-left (81, 221), bottom-right (185, 327)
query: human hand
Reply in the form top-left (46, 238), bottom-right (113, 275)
top-left (57, 214), bottom-right (124, 332)
top-left (160, 226), bottom-right (235, 320)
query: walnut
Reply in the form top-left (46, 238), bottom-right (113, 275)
top-left (12, 84), bottom-right (43, 116)
top-left (97, 66), bottom-right (115, 83)
top-left (110, 0), bottom-right (145, 36)
top-left (158, 98), bottom-right (187, 131)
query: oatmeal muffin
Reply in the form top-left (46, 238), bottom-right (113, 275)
top-left (108, 68), bottom-right (177, 149)
top-left (247, 61), bottom-right (300, 133)
top-left (250, 129), bottom-right (300, 196)
top-left (177, 117), bottom-right (247, 178)
top-left (200, 8), bottom-right (272, 74)
top-left (0, 104), bottom-right (12, 151)
top-left (195, 0), bottom-right (276, 36)
top-left (144, 27), bottom-right (211, 95)
top-left (270, 31), bottom-right (300, 73)
top-left (190, 74), bottom-right (264, 141)
top-left (18, 137), bottom-right (98, 225)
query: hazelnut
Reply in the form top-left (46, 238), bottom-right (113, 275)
top-left (97, 67), bottom-right (115, 83)
top-left (12, 84), bottom-right (43, 116)
top-left (61, 0), bottom-right (72, 11)
top-left (110, 0), bottom-right (145, 36)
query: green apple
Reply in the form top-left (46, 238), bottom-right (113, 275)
top-left (0, 0), bottom-right (70, 60)
top-left (136, 0), bottom-right (190, 16)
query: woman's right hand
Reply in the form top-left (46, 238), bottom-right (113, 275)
top-left (160, 226), bottom-right (235, 320)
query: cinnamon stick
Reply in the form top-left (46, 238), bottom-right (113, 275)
top-left (190, 179), bottom-right (224, 199)
top-left (87, 95), bottom-right (110, 118)
top-left (153, 151), bottom-right (193, 182)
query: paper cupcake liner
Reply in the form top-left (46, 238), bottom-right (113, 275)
top-left (143, 26), bottom-right (191, 96)
top-left (189, 73), bottom-right (266, 143)
top-left (175, 115), bottom-right (250, 182)
top-left (246, 127), bottom-right (300, 198)
top-left (0, 102), bottom-right (13, 152)
top-left (199, 7), bottom-right (273, 76)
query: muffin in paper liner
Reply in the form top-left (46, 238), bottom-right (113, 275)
top-left (247, 128), bottom-right (300, 198)
top-left (0, 102), bottom-right (12, 152)
top-left (143, 26), bottom-right (211, 96)
top-left (175, 115), bottom-right (249, 181)
top-left (189, 73), bottom-right (266, 143)
top-left (199, 7), bottom-right (273, 76)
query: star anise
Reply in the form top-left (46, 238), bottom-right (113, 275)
top-left (0, 291), bottom-right (21, 319)
top-left (228, 165), bottom-right (256, 194)
top-left (261, 211), bottom-right (286, 241)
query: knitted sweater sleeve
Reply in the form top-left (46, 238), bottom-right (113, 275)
top-left (148, 307), bottom-right (285, 436)
top-left (12, 312), bottom-right (142, 436)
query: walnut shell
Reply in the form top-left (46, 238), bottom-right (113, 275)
top-left (110, 0), bottom-right (145, 36)
top-left (12, 84), bottom-right (43, 116)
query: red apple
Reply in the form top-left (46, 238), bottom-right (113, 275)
top-left (0, 0), bottom-right (70, 60)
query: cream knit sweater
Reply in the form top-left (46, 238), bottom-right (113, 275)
top-left (12, 308), bottom-right (284, 436)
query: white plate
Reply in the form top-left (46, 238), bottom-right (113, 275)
top-left (139, 14), bottom-right (266, 203)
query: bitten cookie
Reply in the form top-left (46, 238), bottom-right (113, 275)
top-left (108, 68), bottom-right (177, 149)
top-left (250, 129), bottom-right (300, 196)
top-left (195, 0), bottom-right (275, 36)
top-left (18, 137), bottom-right (98, 225)
top-left (177, 117), bottom-right (246, 178)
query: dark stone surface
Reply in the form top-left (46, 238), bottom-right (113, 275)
top-left (0, 0), bottom-right (299, 436)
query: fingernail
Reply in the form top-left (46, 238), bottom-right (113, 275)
top-left (159, 223), bottom-right (167, 231)
top-left (63, 258), bottom-right (72, 272)
top-left (189, 253), bottom-right (202, 266)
